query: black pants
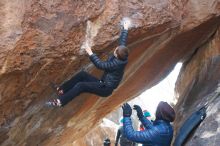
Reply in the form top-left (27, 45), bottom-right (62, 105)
top-left (59, 71), bottom-right (113, 106)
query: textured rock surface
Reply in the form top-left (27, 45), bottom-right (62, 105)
top-left (174, 27), bottom-right (220, 146)
top-left (0, 0), bottom-right (220, 145)
top-left (73, 118), bottom-right (118, 146)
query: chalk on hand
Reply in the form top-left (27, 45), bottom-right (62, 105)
top-left (121, 17), bottom-right (132, 29)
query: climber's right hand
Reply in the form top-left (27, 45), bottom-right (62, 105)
top-left (85, 47), bottom-right (93, 56)
top-left (123, 20), bottom-right (129, 30)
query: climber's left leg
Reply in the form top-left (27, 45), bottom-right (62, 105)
top-left (58, 81), bottom-right (113, 106)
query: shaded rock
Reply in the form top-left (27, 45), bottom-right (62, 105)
top-left (73, 118), bottom-right (118, 146)
top-left (185, 98), bottom-right (220, 146)
top-left (174, 27), bottom-right (220, 145)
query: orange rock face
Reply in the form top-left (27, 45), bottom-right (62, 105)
top-left (0, 0), bottom-right (219, 145)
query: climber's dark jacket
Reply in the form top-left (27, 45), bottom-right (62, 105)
top-left (119, 29), bottom-right (128, 46)
top-left (124, 117), bottom-right (173, 146)
top-left (89, 29), bottom-right (128, 89)
top-left (89, 54), bottom-right (127, 89)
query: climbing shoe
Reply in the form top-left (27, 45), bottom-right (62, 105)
top-left (49, 82), bottom-right (64, 95)
top-left (45, 99), bottom-right (62, 107)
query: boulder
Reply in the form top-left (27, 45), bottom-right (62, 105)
top-left (0, 0), bottom-right (219, 145)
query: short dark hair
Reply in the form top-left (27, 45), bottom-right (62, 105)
top-left (116, 45), bottom-right (129, 61)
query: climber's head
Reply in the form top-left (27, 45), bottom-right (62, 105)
top-left (114, 45), bottom-right (129, 61)
top-left (155, 101), bottom-right (175, 122)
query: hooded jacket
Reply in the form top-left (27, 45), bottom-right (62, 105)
top-left (124, 117), bottom-right (173, 146)
top-left (123, 102), bottom-right (175, 146)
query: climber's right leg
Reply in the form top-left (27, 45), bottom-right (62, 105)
top-left (59, 71), bottom-right (98, 94)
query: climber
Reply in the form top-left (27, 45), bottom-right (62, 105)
top-left (115, 117), bottom-right (136, 146)
top-left (122, 102), bottom-right (175, 146)
top-left (46, 20), bottom-right (129, 107)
